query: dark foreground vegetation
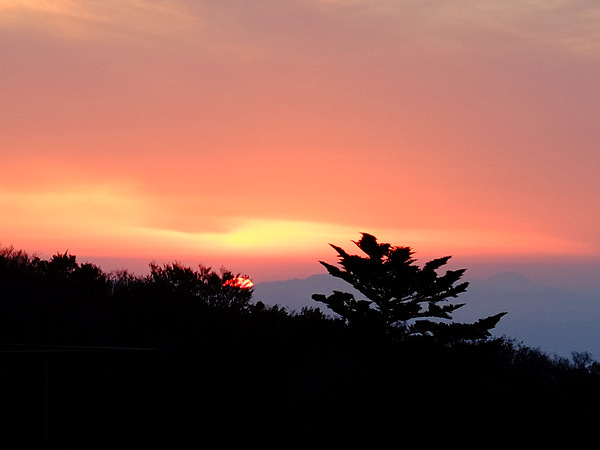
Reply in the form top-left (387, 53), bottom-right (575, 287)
top-left (1, 238), bottom-right (599, 448)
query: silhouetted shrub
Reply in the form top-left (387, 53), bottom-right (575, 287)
top-left (147, 262), bottom-right (253, 310)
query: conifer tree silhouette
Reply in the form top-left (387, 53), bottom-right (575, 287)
top-left (312, 233), bottom-right (506, 341)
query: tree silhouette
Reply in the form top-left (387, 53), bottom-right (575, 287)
top-left (147, 262), bottom-right (253, 311)
top-left (312, 233), bottom-right (506, 341)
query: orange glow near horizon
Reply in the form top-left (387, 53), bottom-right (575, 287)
top-left (0, 152), bottom-right (595, 273)
top-left (2, 1), bottom-right (600, 280)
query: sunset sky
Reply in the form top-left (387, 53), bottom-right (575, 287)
top-left (2, 1), bottom-right (600, 282)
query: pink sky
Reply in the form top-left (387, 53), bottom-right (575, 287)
top-left (2, 1), bottom-right (600, 281)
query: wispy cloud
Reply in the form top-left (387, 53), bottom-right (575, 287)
top-left (436, 0), bottom-right (600, 56)
top-left (0, 0), bottom-right (197, 41)
top-left (4, 0), bottom-right (599, 56)
top-left (305, 0), bottom-right (600, 56)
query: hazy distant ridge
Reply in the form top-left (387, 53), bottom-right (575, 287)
top-left (254, 271), bottom-right (600, 358)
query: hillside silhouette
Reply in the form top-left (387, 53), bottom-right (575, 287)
top-left (0, 243), bottom-right (599, 447)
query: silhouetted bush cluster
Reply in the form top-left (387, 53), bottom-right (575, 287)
top-left (0, 246), bottom-right (598, 447)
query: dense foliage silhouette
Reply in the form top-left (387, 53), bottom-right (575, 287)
top-left (0, 244), bottom-right (599, 447)
top-left (312, 233), bottom-right (506, 340)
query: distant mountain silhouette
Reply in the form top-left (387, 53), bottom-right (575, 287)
top-left (458, 271), bottom-right (600, 321)
top-left (254, 271), bottom-right (600, 357)
top-left (253, 273), bottom-right (359, 314)
top-left (484, 271), bottom-right (543, 292)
